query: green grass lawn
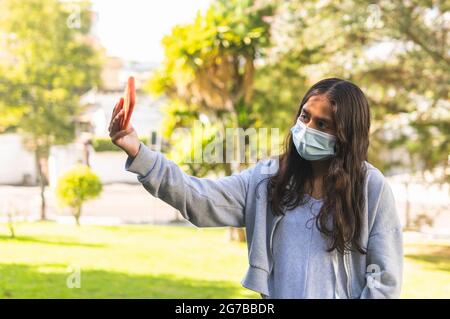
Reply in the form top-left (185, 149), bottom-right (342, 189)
top-left (0, 222), bottom-right (449, 298)
top-left (402, 237), bottom-right (450, 298)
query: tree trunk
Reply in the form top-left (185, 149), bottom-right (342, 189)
top-left (404, 181), bottom-right (411, 230)
top-left (7, 212), bottom-right (15, 239)
top-left (83, 141), bottom-right (90, 167)
top-left (228, 225), bottom-right (246, 242)
top-left (73, 206), bottom-right (82, 226)
top-left (35, 151), bottom-right (47, 221)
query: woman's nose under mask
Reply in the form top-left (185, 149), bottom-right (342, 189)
top-left (290, 119), bottom-right (336, 161)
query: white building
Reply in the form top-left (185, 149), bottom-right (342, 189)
top-left (0, 133), bottom-right (37, 185)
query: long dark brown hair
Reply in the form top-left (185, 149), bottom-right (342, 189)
top-left (268, 78), bottom-right (370, 254)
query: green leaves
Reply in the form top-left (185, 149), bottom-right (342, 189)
top-left (56, 165), bottom-right (102, 209)
top-left (256, 0), bottom-right (449, 176)
top-left (147, 0), bottom-right (447, 179)
top-left (0, 0), bottom-right (101, 147)
top-left (145, 1), bottom-right (275, 176)
top-left (150, 0), bottom-right (272, 104)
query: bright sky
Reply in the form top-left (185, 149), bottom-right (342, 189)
top-left (91, 0), bottom-right (211, 63)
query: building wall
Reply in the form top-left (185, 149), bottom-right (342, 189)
top-left (47, 143), bottom-right (85, 189)
top-left (48, 145), bottom-right (139, 189)
top-left (0, 134), bottom-right (37, 185)
top-left (89, 151), bottom-right (137, 184)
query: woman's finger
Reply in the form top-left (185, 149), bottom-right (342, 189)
top-left (109, 112), bottom-right (120, 136)
top-left (109, 98), bottom-right (124, 130)
top-left (109, 102), bottom-right (119, 133)
top-left (116, 97), bottom-right (124, 117)
top-left (112, 102), bottom-right (120, 119)
top-left (117, 97), bottom-right (124, 130)
top-left (109, 109), bottom-right (124, 136)
top-left (118, 97), bottom-right (125, 130)
top-left (111, 126), bottom-right (134, 143)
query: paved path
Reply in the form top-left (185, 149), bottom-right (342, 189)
top-left (0, 183), bottom-right (185, 225)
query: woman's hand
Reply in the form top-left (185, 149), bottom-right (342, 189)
top-left (108, 98), bottom-right (141, 158)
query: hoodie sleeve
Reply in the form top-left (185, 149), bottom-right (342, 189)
top-left (125, 142), bottom-right (252, 227)
top-left (359, 179), bottom-right (403, 299)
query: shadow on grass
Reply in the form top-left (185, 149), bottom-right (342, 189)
top-left (405, 246), bottom-right (450, 273)
top-left (0, 235), bottom-right (106, 248)
top-left (0, 263), bottom-right (257, 299)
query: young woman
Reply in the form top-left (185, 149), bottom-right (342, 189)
top-left (108, 77), bottom-right (403, 299)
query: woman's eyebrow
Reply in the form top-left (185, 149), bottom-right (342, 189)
top-left (302, 108), bottom-right (333, 123)
top-left (316, 116), bottom-right (333, 123)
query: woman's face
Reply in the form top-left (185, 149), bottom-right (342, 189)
top-left (298, 95), bottom-right (336, 135)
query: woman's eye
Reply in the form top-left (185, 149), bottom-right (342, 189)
top-left (300, 114), bottom-right (307, 120)
top-left (317, 121), bottom-right (326, 129)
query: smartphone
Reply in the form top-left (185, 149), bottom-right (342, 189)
top-left (122, 76), bottom-right (136, 130)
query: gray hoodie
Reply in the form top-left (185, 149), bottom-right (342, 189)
top-left (125, 142), bottom-right (403, 298)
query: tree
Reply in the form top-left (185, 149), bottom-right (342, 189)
top-left (148, 0), bottom-right (275, 241)
top-left (263, 0), bottom-right (449, 175)
top-left (0, 0), bottom-right (101, 220)
top-left (56, 164), bottom-right (102, 226)
top-left (256, 0), bottom-right (449, 228)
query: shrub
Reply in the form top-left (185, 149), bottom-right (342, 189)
top-left (56, 165), bottom-right (103, 226)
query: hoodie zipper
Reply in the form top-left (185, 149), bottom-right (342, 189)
top-left (343, 253), bottom-right (353, 298)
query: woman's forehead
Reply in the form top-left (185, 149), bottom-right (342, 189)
top-left (303, 95), bottom-right (334, 118)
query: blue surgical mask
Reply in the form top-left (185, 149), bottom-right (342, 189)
top-left (290, 118), bottom-right (336, 161)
